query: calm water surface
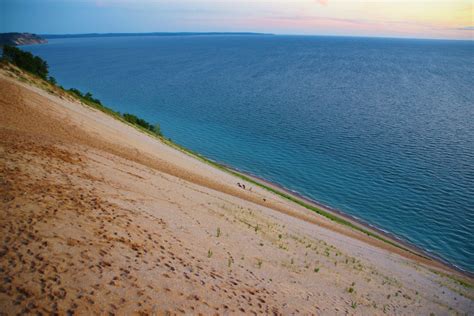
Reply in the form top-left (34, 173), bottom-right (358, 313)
top-left (25, 35), bottom-right (474, 272)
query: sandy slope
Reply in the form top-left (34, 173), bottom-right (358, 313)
top-left (0, 66), bottom-right (473, 315)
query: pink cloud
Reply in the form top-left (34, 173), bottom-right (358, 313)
top-left (316, 0), bottom-right (328, 6)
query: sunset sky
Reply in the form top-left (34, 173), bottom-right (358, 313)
top-left (1, 0), bottom-right (473, 40)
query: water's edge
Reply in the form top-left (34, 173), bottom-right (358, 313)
top-left (22, 36), bottom-right (474, 273)
top-left (18, 37), bottom-right (474, 277)
top-left (165, 139), bottom-right (473, 279)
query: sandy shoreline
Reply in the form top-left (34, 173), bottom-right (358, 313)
top-left (232, 168), bottom-right (471, 273)
top-left (1, 64), bottom-right (473, 314)
top-left (185, 155), bottom-right (473, 278)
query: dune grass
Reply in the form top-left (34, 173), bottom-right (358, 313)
top-left (4, 60), bottom-right (473, 290)
top-left (163, 139), bottom-right (423, 254)
top-left (2, 57), bottom-right (458, 273)
top-left (0, 60), bottom-right (422, 256)
top-left (0, 57), bottom-right (414, 254)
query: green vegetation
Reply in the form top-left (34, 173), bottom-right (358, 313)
top-left (2, 45), bottom-right (162, 139)
top-left (2, 45), bottom-right (48, 79)
top-left (48, 76), bottom-right (57, 85)
top-left (430, 269), bottom-right (473, 289)
top-left (164, 140), bottom-right (420, 254)
top-left (1, 46), bottom-right (459, 273)
top-left (68, 88), bottom-right (102, 105)
top-left (123, 113), bottom-right (161, 136)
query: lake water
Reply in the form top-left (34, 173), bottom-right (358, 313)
top-left (24, 35), bottom-right (474, 273)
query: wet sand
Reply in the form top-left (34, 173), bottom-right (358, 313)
top-left (1, 64), bottom-right (473, 315)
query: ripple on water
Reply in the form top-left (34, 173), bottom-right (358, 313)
top-left (24, 35), bottom-right (474, 272)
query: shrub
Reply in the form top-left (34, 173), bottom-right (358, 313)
top-left (153, 123), bottom-right (162, 136)
top-left (2, 46), bottom-right (164, 140)
top-left (68, 88), bottom-right (83, 98)
top-left (48, 76), bottom-right (57, 85)
top-left (84, 92), bottom-right (102, 105)
top-left (68, 89), bottom-right (101, 104)
top-left (2, 45), bottom-right (49, 79)
top-left (123, 113), bottom-right (162, 136)
top-left (123, 113), bottom-right (152, 130)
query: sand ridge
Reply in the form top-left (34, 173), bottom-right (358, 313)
top-left (1, 68), bottom-right (473, 315)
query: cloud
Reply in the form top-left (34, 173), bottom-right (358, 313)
top-left (273, 15), bottom-right (365, 25)
top-left (457, 26), bottom-right (474, 30)
top-left (316, 0), bottom-right (328, 6)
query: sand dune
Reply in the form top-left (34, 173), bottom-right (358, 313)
top-left (1, 66), bottom-right (473, 315)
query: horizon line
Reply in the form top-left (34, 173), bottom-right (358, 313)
top-left (2, 30), bottom-right (472, 42)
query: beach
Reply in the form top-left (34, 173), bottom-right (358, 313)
top-left (1, 64), bottom-right (473, 314)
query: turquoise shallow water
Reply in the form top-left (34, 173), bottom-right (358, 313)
top-left (24, 35), bottom-right (474, 272)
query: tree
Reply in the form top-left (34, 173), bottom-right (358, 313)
top-left (68, 88), bottom-right (83, 97)
top-left (153, 123), bottom-right (162, 136)
top-left (48, 76), bottom-right (57, 85)
top-left (2, 45), bottom-right (49, 79)
top-left (122, 113), bottom-right (160, 135)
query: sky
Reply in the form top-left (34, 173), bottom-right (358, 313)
top-left (1, 0), bottom-right (473, 40)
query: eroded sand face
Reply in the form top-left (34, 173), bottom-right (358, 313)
top-left (1, 69), bottom-right (473, 315)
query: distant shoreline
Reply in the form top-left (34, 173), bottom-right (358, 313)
top-left (16, 35), bottom-right (473, 276)
top-left (2, 64), bottom-right (472, 314)
top-left (41, 32), bottom-right (274, 39)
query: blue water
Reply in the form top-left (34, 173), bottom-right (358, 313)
top-left (24, 35), bottom-right (474, 273)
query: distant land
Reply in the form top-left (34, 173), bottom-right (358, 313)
top-left (1, 52), bottom-right (472, 315)
top-left (0, 33), bottom-right (47, 46)
top-left (41, 32), bottom-right (273, 39)
top-left (0, 32), bottom-right (272, 46)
